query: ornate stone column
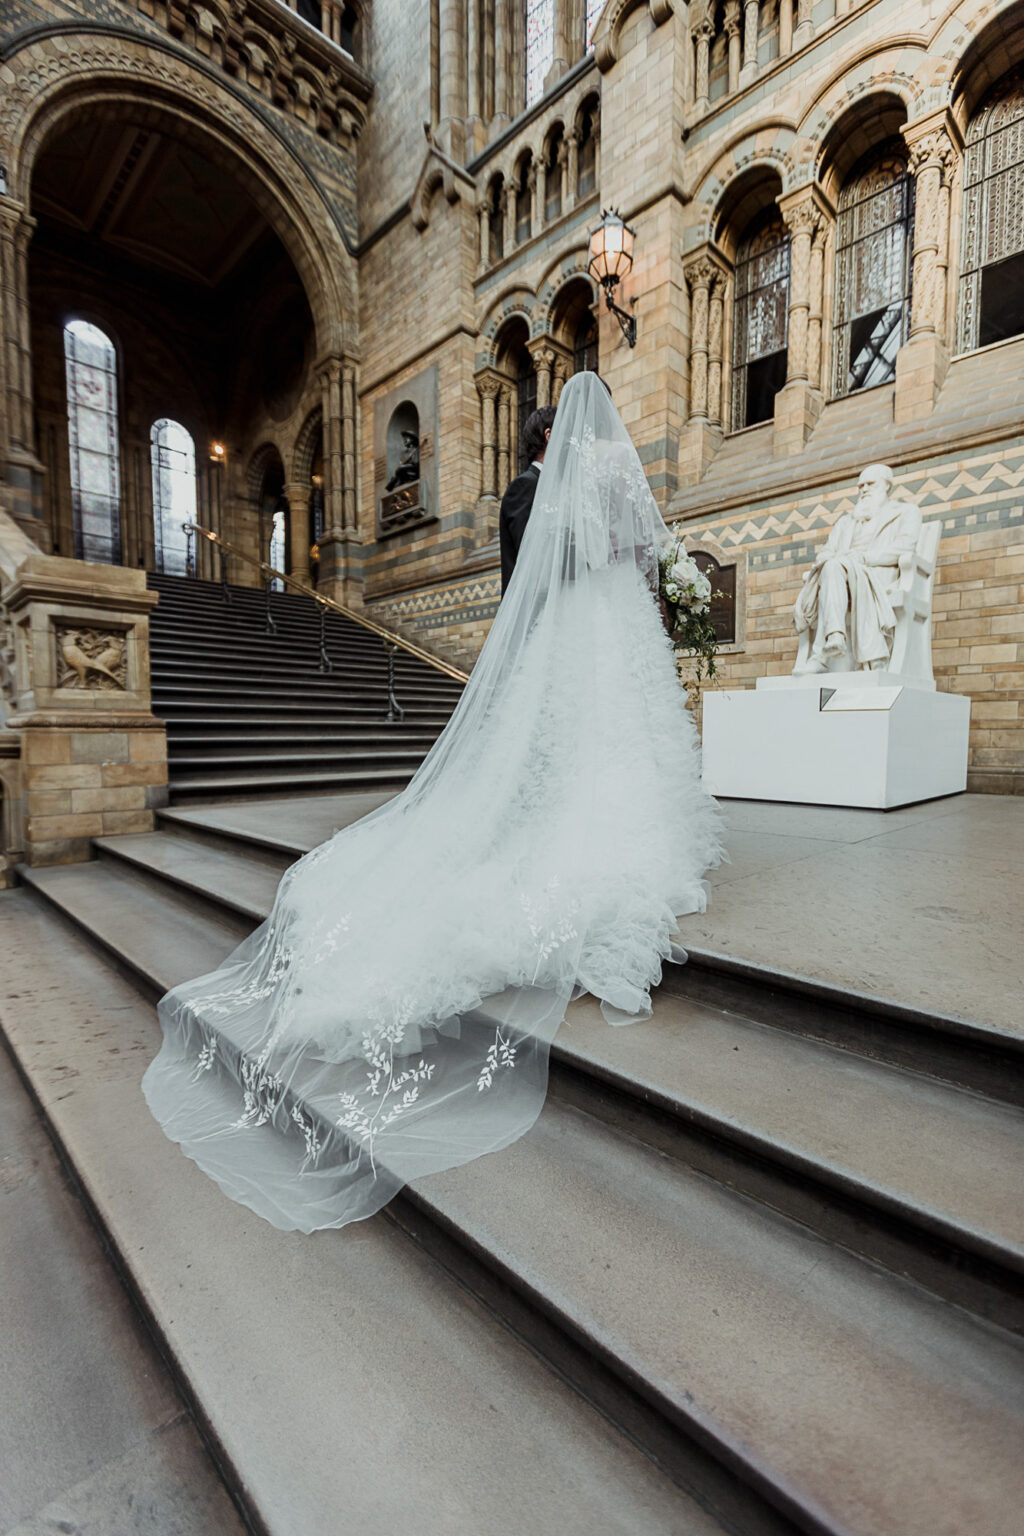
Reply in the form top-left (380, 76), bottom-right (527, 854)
top-left (503, 182), bottom-right (516, 254)
top-left (907, 128), bottom-right (955, 339)
top-left (680, 252), bottom-right (728, 483)
top-left (552, 355), bottom-right (571, 403)
top-left (779, 0), bottom-right (793, 56)
top-left (0, 202), bottom-right (44, 541)
top-left (528, 162), bottom-right (539, 236)
top-left (725, 3), bottom-right (741, 95)
top-left (684, 258), bottom-right (715, 421)
top-left (693, 19), bottom-right (713, 115)
top-left (535, 159), bottom-right (547, 226)
top-left (782, 196), bottom-right (821, 384)
top-left (774, 188), bottom-right (830, 455)
top-left (478, 200), bottom-right (491, 272)
top-left (494, 0), bottom-right (512, 122)
top-left (740, 0), bottom-right (759, 87)
top-left (497, 385), bottom-right (512, 489)
top-left (564, 132), bottom-right (579, 212)
top-left (894, 116), bottom-right (962, 424)
top-left (341, 360), bottom-right (357, 533)
top-left (319, 358), bottom-right (344, 535)
top-left (477, 374), bottom-right (501, 498)
top-left (806, 221), bottom-right (828, 392)
top-left (707, 274), bottom-right (726, 428)
top-left (529, 343), bottom-right (556, 409)
top-left (794, 0), bottom-right (813, 49)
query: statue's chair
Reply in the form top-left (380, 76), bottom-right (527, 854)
top-left (793, 520), bottom-right (941, 684)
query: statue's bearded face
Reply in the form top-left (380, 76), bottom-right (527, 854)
top-left (857, 471), bottom-right (890, 510)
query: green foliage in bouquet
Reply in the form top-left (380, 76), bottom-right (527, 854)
top-left (658, 537), bottom-right (722, 683)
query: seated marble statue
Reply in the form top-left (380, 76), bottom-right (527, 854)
top-left (793, 463), bottom-right (922, 674)
top-left (385, 431), bottom-right (420, 492)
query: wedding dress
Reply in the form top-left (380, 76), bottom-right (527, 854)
top-left (143, 373), bottom-right (724, 1231)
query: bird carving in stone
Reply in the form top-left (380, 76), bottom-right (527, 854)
top-left (60, 631), bottom-right (123, 687)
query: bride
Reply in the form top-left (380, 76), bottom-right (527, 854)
top-left (143, 372), bottom-right (724, 1232)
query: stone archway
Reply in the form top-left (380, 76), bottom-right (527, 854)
top-left (0, 30), bottom-right (359, 566)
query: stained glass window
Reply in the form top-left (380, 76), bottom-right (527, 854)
top-left (586, 1), bottom-right (604, 47)
top-left (526, 0), bottom-right (554, 107)
top-left (732, 211), bottom-right (790, 428)
top-left (958, 68), bottom-right (1024, 352)
top-left (150, 419), bottom-right (196, 576)
top-left (832, 145), bottom-right (914, 397)
top-left (64, 319), bottom-right (121, 564)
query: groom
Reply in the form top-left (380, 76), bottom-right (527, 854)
top-left (499, 405), bottom-right (557, 595)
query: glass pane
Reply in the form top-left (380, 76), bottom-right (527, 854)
top-left (586, 0), bottom-right (604, 46)
top-left (526, 0), bottom-right (554, 107)
top-left (151, 419), bottom-right (197, 576)
top-left (65, 319), bottom-right (121, 564)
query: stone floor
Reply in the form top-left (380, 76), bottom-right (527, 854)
top-left (0, 1047), bottom-right (246, 1536)
top-left (169, 790), bottom-right (1024, 1033)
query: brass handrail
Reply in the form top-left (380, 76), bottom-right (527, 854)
top-left (183, 522), bottom-right (469, 684)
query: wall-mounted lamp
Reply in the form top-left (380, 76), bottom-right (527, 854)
top-left (588, 209), bottom-right (637, 348)
top-left (209, 441), bottom-right (226, 463)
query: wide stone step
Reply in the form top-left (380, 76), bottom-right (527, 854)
top-left (154, 700), bottom-right (452, 723)
top-left (167, 765), bottom-right (417, 799)
top-left (113, 798), bottom-right (1024, 1331)
top-left (168, 748), bottom-right (427, 773)
top-left (0, 889), bottom-right (698, 1536)
top-left (167, 730), bottom-right (442, 751)
top-left (14, 859), bottom-right (1024, 1536)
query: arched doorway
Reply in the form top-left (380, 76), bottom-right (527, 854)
top-left (11, 57), bottom-right (355, 576)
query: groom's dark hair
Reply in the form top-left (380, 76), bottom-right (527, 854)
top-left (522, 405), bottom-right (558, 464)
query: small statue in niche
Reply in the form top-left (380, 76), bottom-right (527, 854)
top-left (385, 431), bottom-right (420, 491)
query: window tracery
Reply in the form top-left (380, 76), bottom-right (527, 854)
top-left (832, 145), bottom-right (914, 397)
top-left (731, 210), bottom-right (790, 427)
top-left (958, 68), bottom-right (1024, 352)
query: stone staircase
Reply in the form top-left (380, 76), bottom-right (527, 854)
top-left (147, 572), bottom-right (464, 801)
top-left (5, 797), bottom-right (1023, 1536)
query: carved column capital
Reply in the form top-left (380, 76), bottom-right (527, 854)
top-left (475, 371), bottom-right (503, 400)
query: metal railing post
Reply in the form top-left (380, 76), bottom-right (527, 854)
top-left (384, 641), bottom-right (405, 722)
top-left (219, 546), bottom-right (231, 605)
top-left (317, 603), bottom-right (333, 675)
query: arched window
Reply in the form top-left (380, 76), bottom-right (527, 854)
top-left (64, 319), bottom-right (121, 564)
top-left (295, 0), bottom-right (321, 27)
top-left (731, 210), bottom-right (790, 428)
top-left (577, 101), bottom-right (598, 199)
top-left (517, 349), bottom-right (538, 473)
top-left (832, 144), bottom-right (914, 397)
top-left (150, 419), bottom-right (197, 576)
top-left (488, 175), bottom-right (505, 265)
top-left (574, 309), bottom-right (599, 374)
top-left (526, 0), bottom-right (554, 107)
top-left (959, 67), bottom-right (1024, 352)
top-left (544, 129), bottom-right (564, 222)
top-left (515, 155), bottom-right (532, 244)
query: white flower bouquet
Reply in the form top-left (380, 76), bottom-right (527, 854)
top-left (658, 533), bottom-right (721, 681)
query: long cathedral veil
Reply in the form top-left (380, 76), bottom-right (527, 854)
top-left (143, 373), bottom-right (723, 1231)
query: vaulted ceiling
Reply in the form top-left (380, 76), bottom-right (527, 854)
top-left (31, 119), bottom-right (270, 290)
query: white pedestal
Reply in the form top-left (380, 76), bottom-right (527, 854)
top-left (702, 678), bottom-right (970, 809)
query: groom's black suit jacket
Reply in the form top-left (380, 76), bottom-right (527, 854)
top-left (499, 462), bottom-right (540, 596)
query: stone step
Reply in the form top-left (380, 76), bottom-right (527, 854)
top-left (167, 765), bottom-right (418, 800)
top-left (154, 700), bottom-right (452, 723)
top-left (0, 890), bottom-right (701, 1536)
top-left (13, 860), bottom-right (1024, 1536)
top-left (93, 831), bottom-right (285, 924)
top-left (167, 748), bottom-right (427, 773)
top-left (167, 730), bottom-right (443, 751)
